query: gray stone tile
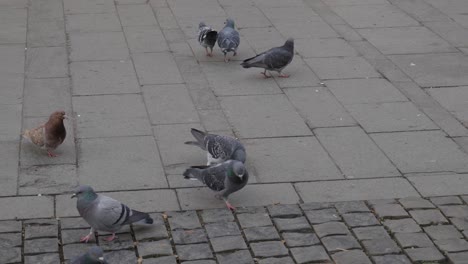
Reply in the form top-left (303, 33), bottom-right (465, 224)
top-left (123, 26), bottom-right (169, 53)
top-left (73, 94), bottom-right (152, 138)
top-left (395, 232), bottom-right (434, 248)
top-left (251, 241), bottom-right (288, 258)
top-left (372, 204), bottom-right (409, 219)
top-left (64, 0), bottom-right (114, 14)
top-left (172, 229), bottom-right (207, 244)
top-left (0, 221), bottom-right (21, 233)
top-left (0, 45), bottom-right (24, 75)
top-left (201, 62), bottom-right (282, 96)
top-left (134, 213), bottom-right (168, 240)
top-left (342, 213), bottom-right (379, 227)
top-left (143, 84), bottom-right (199, 125)
top-left (331, 4), bottom-right (419, 28)
top-left (371, 131), bottom-right (468, 173)
top-left (105, 250), bottom-right (137, 263)
top-left (284, 87), bottom-right (356, 128)
top-left (399, 197), bottom-right (435, 209)
top-left (176, 243), bottom-right (213, 261)
top-left (0, 141), bottom-right (19, 196)
top-left (153, 7), bottom-right (179, 30)
top-left (20, 116), bottom-right (76, 166)
top-left (332, 250), bottom-right (372, 264)
top-left (273, 217), bottom-right (311, 232)
top-left (410, 209), bottom-right (448, 225)
top-left (335, 201), bottom-right (370, 213)
top-left (239, 27), bottom-right (284, 54)
top-left (383, 218), bottom-right (422, 233)
top-left (29, 0), bottom-right (62, 21)
top-left (268, 204), bottom-right (302, 218)
top-left (59, 217), bottom-right (89, 229)
top-left (345, 102), bottom-right (438, 133)
top-left (224, 6), bottom-right (271, 28)
top-left (66, 13), bottom-right (121, 33)
top-left (0, 104), bottom-right (21, 141)
top-left (439, 205), bottom-right (468, 218)
top-left (144, 256), bottom-right (177, 264)
top-left (283, 232), bottom-right (320, 247)
top-left (0, 248), bottom-right (20, 263)
top-left (237, 212), bottom-right (272, 228)
top-left (296, 178), bottom-right (419, 203)
top-left (0, 73), bottom-right (23, 105)
top-left (424, 225), bottom-right (463, 240)
top-left (153, 124), bottom-right (205, 175)
top-left (217, 250), bottom-right (254, 264)
top-left (313, 222), bottom-right (349, 237)
top-left (244, 137), bottom-right (341, 182)
top-left (404, 247), bottom-right (445, 262)
top-left (429, 86), bottom-right (468, 123)
top-left (424, 20), bottom-right (468, 48)
top-left (275, 20), bottom-right (339, 40)
top-left (61, 229), bottom-right (88, 244)
top-left (24, 78), bottom-right (71, 117)
top-left (27, 19), bottom-right (66, 47)
top-left (448, 252), bottom-right (468, 264)
top-left (358, 27), bottom-right (455, 55)
top-left (261, 5), bottom-right (321, 23)
top-left (257, 257), bottom-right (295, 264)
top-left (177, 183), bottom-right (300, 210)
top-left (69, 32), bottom-right (129, 61)
top-left (306, 57), bottom-right (381, 80)
top-left (273, 58), bottom-right (321, 88)
top-left (26, 47), bottom-right (67, 78)
top-left (167, 211), bottom-right (201, 231)
top-left (0, 0), bottom-right (28, 8)
top-left (324, 0), bottom-right (388, 4)
top-left (389, 0), bottom-right (449, 22)
top-left (138, 240), bottom-right (173, 258)
top-left (77, 136), bottom-right (167, 191)
top-left (322, 235), bottom-right (361, 252)
top-left (133, 52), bottom-right (183, 85)
top-left (389, 53), bottom-right (468, 87)
top-left (295, 38), bottom-right (357, 58)
top-left (315, 127), bottom-right (400, 179)
top-left (220, 95), bottom-right (311, 138)
top-left (117, 4), bottom-right (157, 26)
top-left (211, 235), bottom-right (247, 252)
top-left (25, 253), bottom-right (60, 264)
top-left (362, 238), bottom-right (400, 255)
top-left (325, 79), bottom-right (407, 105)
top-left (243, 226), bottom-right (280, 242)
top-left (0, 9), bottom-right (26, 44)
top-left (0, 233), bottom-right (21, 247)
top-left (201, 208), bottom-right (234, 223)
top-left (24, 238), bottom-right (58, 253)
top-left (353, 226), bottom-right (390, 240)
top-left (291, 245), bottom-right (330, 263)
top-left (198, 110), bottom-right (230, 132)
top-left (71, 60), bottom-right (140, 95)
top-left (205, 221), bottom-right (241, 238)
top-left (19, 165), bottom-right (77, 195)
top-left (434, 238), bottom-right (468, 252)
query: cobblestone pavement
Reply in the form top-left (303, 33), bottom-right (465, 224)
top-left (2, 0), bottom-right (468, 262)
top-left (1, 198), bottom-right (468, 263)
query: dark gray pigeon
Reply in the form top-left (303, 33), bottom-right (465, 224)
top-left (185, 128), bottom-right (246, 165)
top-left (198, 22), bottom-right (218, 57)
top-left (183, 160), bottom-right (249, 211)
top-left (217, 18), bottom-right (240, 62)
top-left (71, 246), bottom-right (108, 264)
top-left (241, 38), bottom-right (294, 78)
top-left (72, 185), bottom-right (153, 243)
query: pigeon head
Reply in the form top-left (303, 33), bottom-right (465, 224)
top-left (232, 149), bottom-right (246, 163)
top-left (49, 110), bottom-right (67, 121)
top-left (71, 185), bottom-right (98, 201)
top-left (232, 161), bottom-right (246, 179)
top-left (224, 18), bottom-right (235, 28)
top-left (84, 246), bottom-right (106, 263)
top-left (284, 38), bottom-right (294, 51)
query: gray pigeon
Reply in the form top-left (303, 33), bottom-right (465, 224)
top-left (241, 38), bottom-right (294, 78)
top-left (185, 128), bottom-right (246, 165)
top-left (217, 18), bottom-right (240, 62)
top-left (198, 22), bottom-right (218, 57)
top-left (183, 160), bottom-right (249, 211)
top-left (72, 185), bottom-right (153, 243)
top-left (71, 246), bottom-right (108, 264)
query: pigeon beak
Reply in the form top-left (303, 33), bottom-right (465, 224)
top-left (98, 257), bottom-right (104, 261)
top-left (71, 193), bottom-right (76, 198)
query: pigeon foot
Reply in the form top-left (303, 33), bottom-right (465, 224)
top-left (261, 71), bottom-right (272, 79)
top-left (80, 233), bottom-right (93, 243)
top-left (225, 201), bottom-right (236, 211)
top-left (104, 233), bottom-right (117, 242)
top-left (278, 73), bottom-right (290, 78)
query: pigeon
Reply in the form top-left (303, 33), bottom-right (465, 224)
top-left (217, 18), bottom-right (240, 62)
top-left (71, 246), bottom-right (108, 264)
top-left (185, 128), bottom-right (246, 165)
top-left (72, 185), bottom-right (154, 243)
top-left (198, 22), bottom-right (218, 57)
top-left (22, 110), bottom-right (67, 157)
top-left (183, 160), bottom-right (249, 211)
top-left (241, 38), bottom-right (294, 78)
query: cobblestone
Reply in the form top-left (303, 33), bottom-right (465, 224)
top-left (290, 245), bottom-right (331, 263)
top-left (176, 243), bottom-right (213, 261)
top-left (409, 209), bottom-right (449, 225)
top-left (372, 204), bottom-right (409, 219)
top-left (205, 222), bottom-right (241, 238)
top-left (322, 235), bottom-right (361, 252)
top-left (210, 235), bottom-right (248, 253)
top-left (372, 255), bottom-right (411, 264)
top-left (237, 212), bottom-right (272, 228)
top-left (394, 232), bottom-right (434, 248)
top-left (273, 216), bottom-right (311, 232)
top-left (362, 238), bottom-right (401, 255)
top-left (282, 232), bottom-right (320, 247)
top-left (267, 204), bottom-right (302, 218)
top-left (313, 222), bottom-right (350, 237)
top-left (430, 196), bottom-right (463, 205)
top-left (399, 197), bottom-right (436, 209)
top-left (424, 225), bottom-right (463, 240)
top-left (404, 247), bottom-right (446, 262)
top-left (243, 226), bottom-right (280, 242)
top-left (383, 218), bottom-right (422, 233)
top-left (332, 250), bottom-right (372, 264)
top-left (172, 229), bottom-right (208, 244)
top-left (201, 209), bottom-right (234, 223)
top-left (342, 213), bottom-right (380, 227)
top-left (305, 208), bottom-right (341, 224)
top-left (353, 226), bottom-right (390, 240)
top-left (217, 250), bottom-right (254, 264)
top-left (250, 241), bottom-right (288, 258)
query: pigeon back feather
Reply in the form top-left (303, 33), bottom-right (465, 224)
top-left (217, 20), bottom-right (240, 54)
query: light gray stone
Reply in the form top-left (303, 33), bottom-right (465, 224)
top-left (24, 78), bottom-right (71, 117)
top-left (274, 58), bottom-right (321, 88)
top-left (19, 165), bottom-right (77, 195)
top-left (117, 4), bottom-right (157, 26)
top-left (210, 235), bottom-right (248, 252)
top-left (133, 52), bottom-right (183, 85)
top-left (26, 47), bottom-right (67, 78)
top-left (66, 13), bottom-right (121, 33)
top-left (64, 0), bottom-right (114, 14)
top-left (290, 245), bottom-right (331, 263)
top-left (251, 241), bottom-right (288, 258)
top-left (217, 250), bottom-right (254, 264)
top-left (295, 38), bottom-right (357, 58)
top-left (0, 45), bottom-right (24, 75)
top-left (69, 32), bottom-right (129, 61)
top-left (306, 57), bottom-right (381, 80)
top-left (0, 141), bottom-right (19, 196)
top-left (27, 19), bottom-right (66, 47)
top-left (0, 196), bottom-right (53, 220)
top-left (383, 218), bottom-right (422, 233)
top-left (137, 240), bottom-right (173, 257)
top-left (123, 26), bottom-right (169, 53)
top-left (176, 243), bottom-right (213, 261)
top-left (409, 209), bottom-right (448, 225)
top-left (0, 9), bottom-right (26, 44)
top-left (315, 127), bottom-right (400, 179)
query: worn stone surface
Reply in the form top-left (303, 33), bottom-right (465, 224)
top-left (250, 241), bottom-right (288, 258)
top-left (290, 245), bottom-right (331, 264)
top-left (332, 250), bottom-right (372, 264)
top-left (243, 226), bottom-right (280, 242)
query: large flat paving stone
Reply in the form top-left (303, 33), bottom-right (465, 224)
top-left (73, 94), bottom-right (152, 138)
top-left (19, 164), bottom-right (77, 195)
top-left (71, 60), bottom-right (140, 95)
top-left (0, 104), bottom-right (21, 141)
top-left (65, 13), bottom-right (121, 33)
top-left (0, 45), bottom-right (24, 75)
top-left (325, 78), bottom-right (407, 105)
top-left (358, 27), bottom-right (455, 55)
top-left (428, 87), bottom-right (468, 123)
top-left (27, 19), bottom-right (66, 47)
top-left (295, 38), bottom-right (357, 58)
top-left (0, 74), bottom-right (23, 105)
top-left (284, 87), bottom-right (356, 128)
top-left (0, 196), bottom-right (53, 220)
top-left (24, 78), bottom-right (71, 117)
top-left (56, 189), bottom-right (179, 217)
top-left (274, 20), bottom-right (339, 40)
top-left (123, 26), bottom-right (169, 53)
top-left (78, 136), bottom-right (167, 191)
top-left (29, 0), bottom-right (63, 21)
top-left (261, 6), bottom-right (322, 24)
top-left (117, 4), bottom-right (158, 26)
top-left (408, 173), bottom-right (468, 197)
top-left (177, 183), bottom-right (300, 210)
top-left (295, 178), bottom-right (419, 203)
top-left (306, 57), bottom-right (381, 80)
top-left (64, 0), bottom-right (115, 14)
top-left (220, 94), bottom-right (312, 138)
top-left (330, 4), bottom-right (419, 28)
top-left (133, 52), bottom-right (183, 85)
top-left (0, 8), bottom-right (26, 44)
top-left (201, 62), bottom-right (282, 96)
top-left (224, 6), bottom-right (271, 28)
top-left (0, 141), bottom-right (19, 196)
top-left (273, 58), bottom-right (321, 88)
top-left (345, 102), bottom-right (438, 133)
top-left (315, 127), bottom-right (400, 179)
top-left (69, 31), bottom-right (129, 61)
top-left (244, 137), bottom-right (342, 182)
top-left (371, 131), bottom-right (468, 173)
top-left (239, 27), bottom-right (284, 53)
top-left (389, 53), bottom-right (468, 87)
top-left (26, 47), bottom-right (68, 78)
top-left (143, 84), bottom-right (199, 125)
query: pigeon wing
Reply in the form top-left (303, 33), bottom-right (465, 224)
top-left (200, 163), bottom-right (231, 191)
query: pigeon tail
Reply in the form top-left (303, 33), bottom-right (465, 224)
top-left (232, 149), bottom-right (247, 163)
top-left (22, 129), bottom-right (31, 140)
top-left (125, 210), bottom-right (153, 225)
top-left (205, 31), bottom-right (218, 48)
top-left (183, 168), bottom-right (202, 181)
top-left (241, 54), bottom-right (265, 69)
top-left (189, 128), bottom-right (207, 145)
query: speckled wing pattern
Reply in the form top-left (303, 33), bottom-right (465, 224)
top-left (23, 125), bottom-right (46, 148)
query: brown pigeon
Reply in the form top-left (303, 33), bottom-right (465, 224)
top-left (23, 110), bottom-right (67, 157)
